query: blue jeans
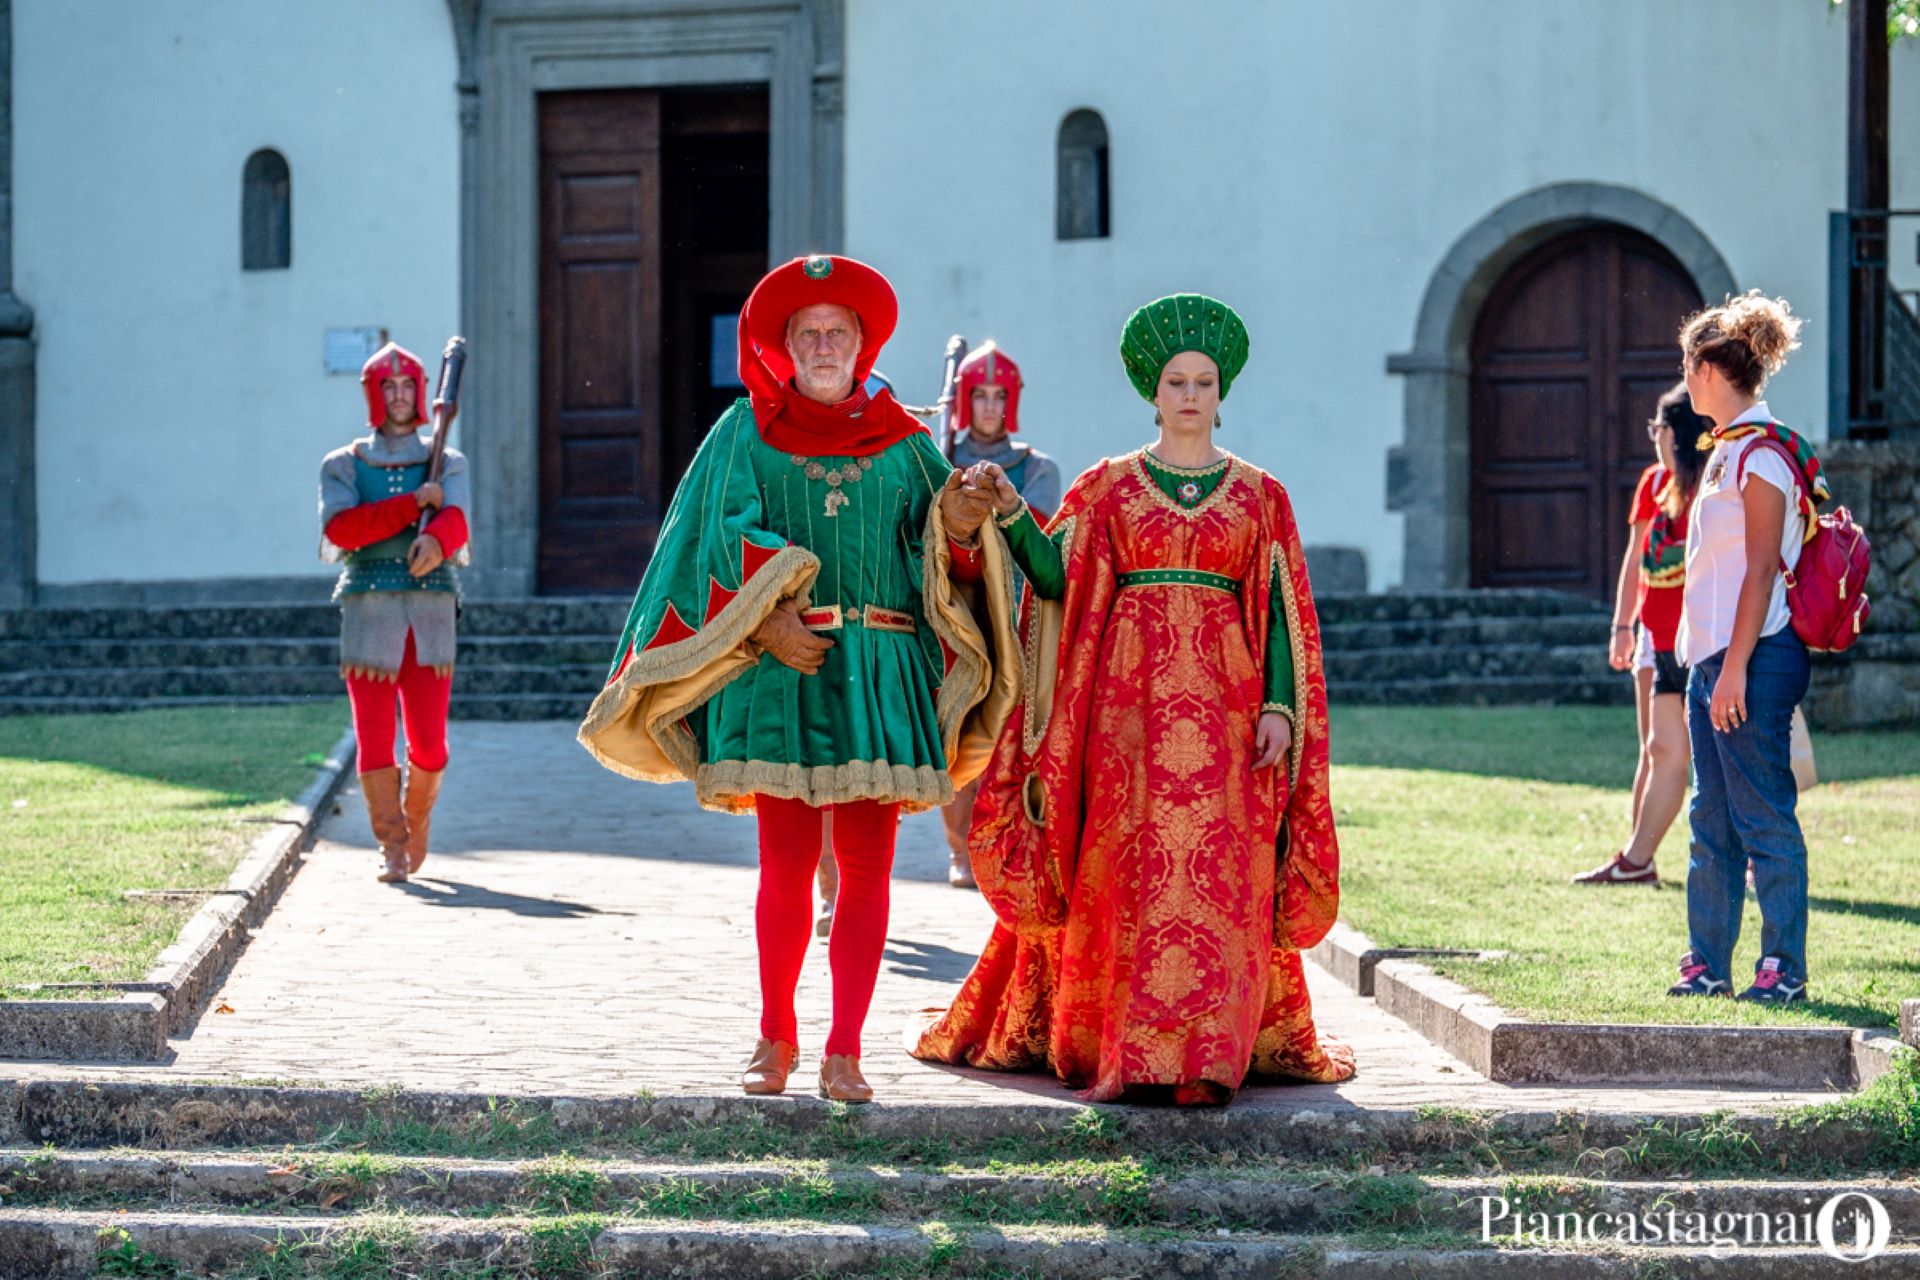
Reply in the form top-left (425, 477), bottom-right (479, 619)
top-left (1685, 629), bottom-right (1812, 984)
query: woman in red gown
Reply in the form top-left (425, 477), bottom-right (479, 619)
top-left (913, 295), bottom-right (1354, 1104)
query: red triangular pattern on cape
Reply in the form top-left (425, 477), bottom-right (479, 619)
top-left (704, 576), bottom-right (739, 624)
top-left (938, 636), bottom-right (957, 678)
top-left (641, 602), bottom-right (698, 652)
top-left (607, 643), bottom-right (638, 686)
top-left (741, 536), bottom-right (782, 583)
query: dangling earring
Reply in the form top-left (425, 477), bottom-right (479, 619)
top-left (1213, 412), bottom-right (1223, 430)
top-left (1153, 410), bottom-right (1165, 427)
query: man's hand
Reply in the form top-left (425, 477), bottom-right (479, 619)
top-left (750, 599), bottom-right (834, 675)
top-left (414, 482), bottom-right (444, 512)
top-left (940, 470), bottom-right (993, 543)
top-left (1253, 712), bottom-right (1293, 770)
top-left (406, 534), bottom-right (446, 578)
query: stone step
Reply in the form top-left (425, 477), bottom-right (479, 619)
top-left (0, 1080), bottom-right (1879, 1169)
top-left (0, 591), bottom-right (1599, 643)
top-left (1324, 645), bottom-right (1614, 682)
top-left (4, 1148), bottom-right (1914, 1244)
top-left (0, 633), bottom-right (620, 674)
top-left (3, 1207), bottom-right (1911, 1278)
top-left (1320, 614), bottom-right (1610, 650)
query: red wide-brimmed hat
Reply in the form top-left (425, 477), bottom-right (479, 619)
top-left (739, 254), bottom-right (899, 389)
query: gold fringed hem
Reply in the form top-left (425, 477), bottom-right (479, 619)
top-left (923, 501), bottom-right (1022, 791)
top-left (341, 664), bottom-right (402, 683)
top-left (694, 759), bottom-right (953, 815)
top-left (576, 545), bottom-right (821, 785)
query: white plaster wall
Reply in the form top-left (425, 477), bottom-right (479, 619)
top-left (846, 0), bottom-right (1920, 590)
top-left (15, 0), bottom-right (459, 587)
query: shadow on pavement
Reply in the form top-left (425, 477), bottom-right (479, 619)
top-left (884, 938), bottom-right (979, 982)
top-left (399, 878), bottom-right (626, 919)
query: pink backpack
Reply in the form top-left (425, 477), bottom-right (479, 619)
top-left (1738, 439), bottom-right (1872, 653)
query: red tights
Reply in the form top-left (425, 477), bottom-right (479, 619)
top-left (345, 631), bottom-right (452, 773)
top-left (754, 794), bottom-right (900, 1059)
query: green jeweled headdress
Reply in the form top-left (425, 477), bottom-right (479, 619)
top-left (1119, 294), bottom-right (1250, 402)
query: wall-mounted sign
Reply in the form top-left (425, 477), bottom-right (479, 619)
top-left (324, 327), bottom-right (387, 375)
top-left (710, 312), bottom-right (744, 388)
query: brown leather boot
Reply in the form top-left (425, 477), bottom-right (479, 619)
top-left (402, 763), bottom-right (444, 875)
top-left (742, 1038), bottom-right (798, 1095)
top-left (818, 1054), bottom-right (873, 1104)
top-left (360, 767), bottom-right (411, 883)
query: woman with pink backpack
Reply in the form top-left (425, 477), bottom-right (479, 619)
top-left (1667, 291), bottom-right (1827, 1006)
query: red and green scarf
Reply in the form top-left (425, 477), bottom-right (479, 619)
top-left (1703, 419), bottom-right (1827, 543)
top-left (1640, 477), bottom-right (1687, 588)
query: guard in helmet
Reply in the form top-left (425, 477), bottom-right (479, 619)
top-left (318, 342), bottom-right (471, 884)
top-left (943, 340), bottom-right (1060, 887)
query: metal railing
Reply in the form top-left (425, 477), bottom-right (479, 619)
top-left (1831, 208), bottom-right (1920, 440)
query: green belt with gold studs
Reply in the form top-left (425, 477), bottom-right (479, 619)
top-left (1115, 569), bottom-right (1240, 595)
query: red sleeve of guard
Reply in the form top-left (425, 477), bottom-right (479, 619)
top-left (324, 493), bottom-right (423, 550)
top-left (424, 506), bottom-right (469, 558)
top-left (947, 536), bottom-right (984, 583)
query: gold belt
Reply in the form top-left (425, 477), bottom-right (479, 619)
top-left (799, 603), bottom-right (917, 634)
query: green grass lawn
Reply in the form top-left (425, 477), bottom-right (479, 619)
top-left (0, 703), bottom-right (347, 992)
top-left (1330, 705), bottom-right (1920, 1030)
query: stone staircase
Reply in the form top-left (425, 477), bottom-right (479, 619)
top-left (0, 1078), bottom-right (1912, 1276)
top-left (0, 590), bottom-right (1624, 719)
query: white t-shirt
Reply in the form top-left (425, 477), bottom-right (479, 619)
top-left (1675, 402), bottom-right (1806, 666)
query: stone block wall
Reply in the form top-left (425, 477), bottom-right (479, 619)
top-left (1806, 442), bottom-right (1920, 729)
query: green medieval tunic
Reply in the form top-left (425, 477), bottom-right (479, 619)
top-left (578, 399), bottom-right (1022, 815)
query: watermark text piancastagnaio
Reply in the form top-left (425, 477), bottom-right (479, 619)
top-left (1480, 1190), bottom-right (1891, 1262)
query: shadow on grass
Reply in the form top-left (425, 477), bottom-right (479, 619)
top-left (1332, 706), bottom-right (1920, 785)
top-left (0, 703), bottom-right (348, 799)
top-left (1810, 894), bottom-right (1920, 929)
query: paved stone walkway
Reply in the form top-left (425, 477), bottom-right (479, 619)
top-left (29, 723), bottom-right (1840, 1113)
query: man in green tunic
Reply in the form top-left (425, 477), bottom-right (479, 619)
top-left (579, 255), bottom-right (1023, 1103)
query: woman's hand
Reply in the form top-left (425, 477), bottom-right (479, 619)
top-left (1253, 712), bottom-right (1292, 770)
top-left (1608, 627), bottom-right (1635, 671)
top-left (1708, 662), bottom-right (1748, 733)
top-left (970, 462), bottom-right (1024, 517)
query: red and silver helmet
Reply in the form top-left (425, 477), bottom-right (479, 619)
top-left (953, 340), bottom-right (1023, 436)
top-left (360, 342), bottom-right (429, 429)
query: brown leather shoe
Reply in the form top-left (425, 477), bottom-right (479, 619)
top-left (818, 1054), bottom-right (873, 1104)
top-left (402, 763), bottom-right (444, 875)
top-left (360, 767), bottom-right (411, 883)
top-left (742, 1038), bottom-right (798, 1095)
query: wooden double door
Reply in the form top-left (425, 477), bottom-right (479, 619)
top-left (1469, 227), bottom-right (1704, 599)
top-left (537, 87), bottom-right (769, 594)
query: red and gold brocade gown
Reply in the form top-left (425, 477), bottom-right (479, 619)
top-left (912, 452), bottom-right (1349, 1101)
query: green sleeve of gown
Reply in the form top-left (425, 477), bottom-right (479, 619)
top-left (1264, 560), bottom-right (1295, 719)
top-left (997, 507), bottom-right (1068, 600)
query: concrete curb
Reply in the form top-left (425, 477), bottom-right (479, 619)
top-left (0, 728), bottom-right (355, 1063)
top-left (8, 1150), bottom-right (1920, 1242)
top-left (0, 1077), bottom-right (1884, 1165)
top-left (1318, 923), bottom-right (1890, 1091)
top-left (5, 1210), bottom-right (1918, 1279)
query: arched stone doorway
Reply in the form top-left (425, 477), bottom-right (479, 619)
top-left (1468, 226), bottom-right (1703, 597)
top-left (1386, 183), bottom-right (1737, 592)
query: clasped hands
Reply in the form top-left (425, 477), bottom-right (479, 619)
top-left (940, 462), bottom-right (1022, 544)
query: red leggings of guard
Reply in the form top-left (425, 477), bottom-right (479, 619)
top-left (344, 630), bottom-right (453, 773)
top-left (754, 794), bottom-right (900, 1058)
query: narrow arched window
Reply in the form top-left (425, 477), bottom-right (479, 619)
top-left (242, 149), bottom-right (292, 270)
top-left (1056, 109), bottom-right (1110, 241)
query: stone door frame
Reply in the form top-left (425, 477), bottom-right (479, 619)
top-left (1384, 182), bottom-right (1737, 591)
top-left (448, 0), bottom-right (844, 598)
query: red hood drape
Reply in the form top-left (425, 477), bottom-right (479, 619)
top-left (738, 254), bottom-right (928, 456)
